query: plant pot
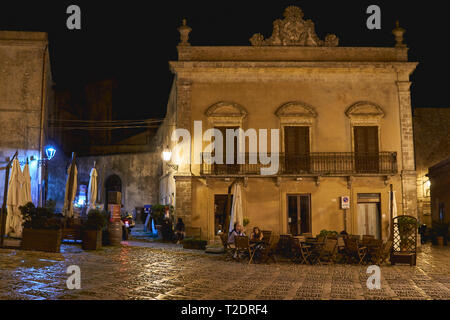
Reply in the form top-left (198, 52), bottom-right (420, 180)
top-left (182, 240), bottom-right (207, 250)
top-left (436, 236), bottom-right (444, 246)
top-left (21, 228), bottom-right (62, 253)
top-left (82, 230), bottom-right (102, 250)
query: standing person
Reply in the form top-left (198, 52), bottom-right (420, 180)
top-left (175, 218), bottom-right (185, 244)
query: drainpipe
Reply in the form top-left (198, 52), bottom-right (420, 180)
top-left (38, 43), bottom-right (48, 206)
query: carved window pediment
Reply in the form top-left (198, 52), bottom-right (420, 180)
top-left (345, 101), bottom-right (384, 124)
top-left (205, 101), bottom-right (247, 126)
top-left (275, 101), bottom-right (317, 125)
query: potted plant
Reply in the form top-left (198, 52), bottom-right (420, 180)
top-left (82, 209), bottom-right (107, 250)
top-left (20, 202), bottom-right (63, 253)
top-left (243, 218), bottom-right (250, 228)
top-left (432, 221), bottom-right (449, 246)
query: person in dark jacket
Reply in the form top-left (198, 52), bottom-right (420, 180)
top-left (175, 218), bottom-right (185, 244)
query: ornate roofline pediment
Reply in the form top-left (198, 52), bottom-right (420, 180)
top-left (250, 6), bottom-right (339, 47)
top-left (205, 101), bottom-right (248, 118)
top-left (275, 101), bottom-right (317, 119)
top-left (345, 101), bottom-right (385, 119)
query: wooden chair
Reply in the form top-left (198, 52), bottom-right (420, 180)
top-left (366, 239), bottom-right (383, 263)
top-left (262, 230), bottom-right (272, 246)
top-left (292, 238), bottom-right (313, 264)
top-left (234, 235), bottom-right (255, 264)
top-left (278, 234), bottom-right (293, 258)
top-left (316, 238), bottom-right (338, 265)
top-left (260, 234), bottom-right (279, 264)
top-left (219, 232), bottom-right (234, 260)
top-left (344, 237), bottom-right (367, 265)
top-left (373, 240), bottom-right (393, 265)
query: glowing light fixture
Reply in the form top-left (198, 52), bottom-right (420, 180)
top-left (45, 146), bottom-right (56, 160)
top-left (162, 145), bottom-right (178, 171)
top-left (162, 146), bottom-right (172, 162)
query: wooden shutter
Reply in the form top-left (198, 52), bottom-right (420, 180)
top-left (354, 126), bottom-right (379, 172)
top-left (284, 127), bottom-right (310, 173)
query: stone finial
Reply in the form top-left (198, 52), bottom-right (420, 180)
top-left (392, 21), bottom-right (406, 48)
top-left (178, 18), bottom-right (192, 46)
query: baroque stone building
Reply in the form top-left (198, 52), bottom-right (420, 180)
top-left (159, 6), bottom-right (417, 239)
top-left (159, 6), bottom-right (418, 241)
top-left (0, 31), bottom-right (53, 206)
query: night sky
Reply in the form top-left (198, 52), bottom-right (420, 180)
top-left (1, 1), bottom-right (448, 119)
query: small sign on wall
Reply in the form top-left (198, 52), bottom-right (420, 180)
top-left (341, 196), bottom-right (350, 209)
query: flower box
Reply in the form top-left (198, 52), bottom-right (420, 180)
top-left (82, 230), bottom-right (102, 250)
top-left (21, 228), bottom-right (62, 253)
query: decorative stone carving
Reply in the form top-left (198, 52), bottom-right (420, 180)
top-left (275, 101), bottom-right (317, 125)
top-left (345, 101), bottom-right (384, 125)
top-left (205, 101), bottom-right (248, 126)
top-left (178, 19), bottom-right (192, 46)
top-left (250, 6), bottom-right (339, 47)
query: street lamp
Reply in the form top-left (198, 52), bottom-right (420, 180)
top-left (45, 146), bottom-right (56, 160)
top-left (162, 146), bottom-right (178, 171)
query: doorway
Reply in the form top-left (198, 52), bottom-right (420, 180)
top-left (214, 194), bottom-right (233, 234)
top-left (357, 193), bottom-right (381, 239)
top-left (104, 174), bottom-right (122, 208)
top-left (287, 194), bottom-right (311, 235)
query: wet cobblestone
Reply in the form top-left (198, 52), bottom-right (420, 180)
top-left (0, 242), bottom-right (449, 300)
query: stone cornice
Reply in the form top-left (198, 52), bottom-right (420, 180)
top-left (177, 46), bottom-right (409, 62)
top-left (169, 61), bottom-right (418, 81)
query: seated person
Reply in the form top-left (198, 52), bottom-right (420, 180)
top-left (228, 222), bottom-right (245, 245)
top-left (250, 227), bottom-right (264, 242)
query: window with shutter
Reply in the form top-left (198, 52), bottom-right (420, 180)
top-left (284, 126), bottom-right (310, 173)
top-left (354, 126), bottom-right (379, 173)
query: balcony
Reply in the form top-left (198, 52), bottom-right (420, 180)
top-left (200, 152), bottom-right (397, 176)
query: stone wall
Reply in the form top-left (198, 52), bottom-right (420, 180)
top-left (47, 151), bottom-right (162, 214)
top-left (0, 31), bottom-right (53, 206)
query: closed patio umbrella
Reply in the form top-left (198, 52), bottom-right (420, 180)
top-left (63, 154), bottom-right (77, 218)
top-left (6, 159), bottom-right (24, 237)
top-left (229, 182), bottom-right (243, 233)
top-left (21, 162), bottom-right (32, 205)
top-left (87, 166), bottom-right (98, 210)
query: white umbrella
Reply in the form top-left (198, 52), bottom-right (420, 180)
top-left (87, 167), bottom-right (98, 209)
top-left (229, 182), bottom-right (243, 233)
top-left (63, 162), bottom-right (77, 218)
top-left (21, 162), bottom-right (32, 205)
top-left (6, 159), bottom-right (24, 237)
top-left (389, 190), bottom-right (399, 248)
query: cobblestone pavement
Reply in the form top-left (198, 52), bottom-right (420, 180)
top-left (0, 242), bottom-right (449, 300)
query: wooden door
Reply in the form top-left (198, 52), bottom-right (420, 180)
top-left (287, 194), bottom-right (311, 235)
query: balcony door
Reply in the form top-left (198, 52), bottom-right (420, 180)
top-left (214, 126), bottom-right (239, 174)
top-left (287, 194), bottom-right (311, 235)
top-left (354, 126), bottom-right (379, 173)
top-left (284, 126), bottom-right (310, 173)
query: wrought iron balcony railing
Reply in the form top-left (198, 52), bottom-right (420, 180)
top-left (199, 152), bottom-right (397, 176)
